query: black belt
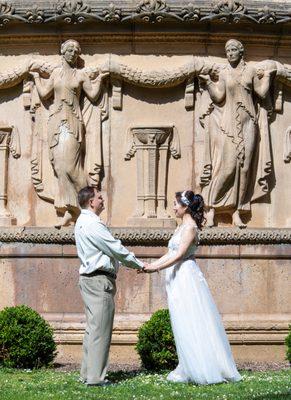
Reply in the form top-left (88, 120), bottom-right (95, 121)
top-left (80, 270), bottom-right (117, 280)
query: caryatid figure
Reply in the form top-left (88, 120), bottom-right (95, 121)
top-left (30, 40), bottom-right (108, 227)
top-left (199, 39), bottom-right (276, 227)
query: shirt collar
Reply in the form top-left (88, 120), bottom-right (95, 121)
top-left (81, 209), bottom-right (101, 221)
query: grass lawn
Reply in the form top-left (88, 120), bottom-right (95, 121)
top-left (0, 368), bottom-right (290, 400)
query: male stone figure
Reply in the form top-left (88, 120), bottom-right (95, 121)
top-left (75, 186), bottom-right (144, 385)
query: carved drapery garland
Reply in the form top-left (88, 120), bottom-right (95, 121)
top-left (0, 227), bottom-right (291, 245)
top-left (0, 0), bottom-right (291, 27)
top-left (109, 59), bottom-right (198, 88)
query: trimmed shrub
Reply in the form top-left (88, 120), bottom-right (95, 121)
top-left (136, 309), bottom-right (177, 371)
top-left (285, 325), bottom-right (291, 364)
top-left (0, 305), bottom-right (57, 368)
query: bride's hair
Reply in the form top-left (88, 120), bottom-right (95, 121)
top-left (175, 190), bottom-right (205, 230)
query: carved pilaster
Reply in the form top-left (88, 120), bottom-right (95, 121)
top-left (126, 125), bottom-right (180, 228)
top-left (111, 78), bottom-right (123, 110)
top-left (185, 78), bottom-right (195, 110)
top-left (0, 124), bottom-right (16, 226)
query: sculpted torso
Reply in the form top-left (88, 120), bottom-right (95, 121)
top-left (51, 68), bottom-right (83, 101)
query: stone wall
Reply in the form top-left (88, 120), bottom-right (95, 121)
top-left (0, 228), bottom-right (290, 362)
top-left (0, 0), bottom-right (291, 363)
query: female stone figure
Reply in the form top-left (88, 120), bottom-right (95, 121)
top-left (30, 40), bottom-right (108, 227)
top-left (199, 39), bottom-right (274, 227)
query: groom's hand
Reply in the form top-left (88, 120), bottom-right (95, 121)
top-left (137, 263), bottom-right (148, 274)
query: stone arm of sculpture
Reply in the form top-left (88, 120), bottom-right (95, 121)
top-left (30, 70), bottom-right (54, 101)
top-left (253, 68), bottom-right (274, 99)
top-left (206, 79), bottom-right (226, 104)
top-left (199, 71), bottom-right (226, 104)
top-left (82, 71), bottom-right (109, 102)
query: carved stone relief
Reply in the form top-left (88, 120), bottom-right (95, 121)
top-left (198, 39), bottom-right (277, 228)
top-left (0, 38), bottom-right (291, 228)
top-left (26, 40), bottom-right (109, 227)
top-left (107, 46), bottom-right (291, 227)
top-left (1, 0), bottom-right (291, 27)
top-left (1, 226), bottom-right (291, 246)
top-left (125, 126), bottom-right (180, 227)
top-left (0, 123), bottom-right (21, 226)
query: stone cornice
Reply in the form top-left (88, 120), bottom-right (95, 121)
top-left (0, 0), bottom-right (291, 30)
top-left (1, 33), bottom-right (291, 47)
top-left (0, 227), bottom-right (291, 245)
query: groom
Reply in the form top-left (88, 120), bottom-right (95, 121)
top-left (75, 186), bottom-right (144, 386)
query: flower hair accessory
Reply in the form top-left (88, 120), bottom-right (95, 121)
top-left (181, 191), bottom-right (191, 206)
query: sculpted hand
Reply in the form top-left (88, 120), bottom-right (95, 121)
top-left (29, 60), bottom-right (42, 72)
top-left (198, 74), bottom-right (211, 84)
top-left (199, 63), bottom-right (220, 84)
top-left (209, 64), bottom-right (220, 81)
top-left (256, 68), bottom-right (265, 79)
top-left (91, 71), bottom-right (110, 85)
top-left (29, 71), bottom-right (39, 80)
top-left (256, 68), bottom-right (277, 79)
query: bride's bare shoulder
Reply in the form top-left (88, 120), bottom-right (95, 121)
top-left (182, 223), bottom-right (198, 236)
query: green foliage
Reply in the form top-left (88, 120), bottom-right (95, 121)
top-left (285, 324), bottom-right (291, 363)
top-left (0, 305), bottom-right (57, 369)
top-left (136, 309), bottom-right (178, 371)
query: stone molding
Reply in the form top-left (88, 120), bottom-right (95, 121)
top-left (1, 227), bottom-right (291, 245)
top-left (0, 33), bottom-right (291, 46)
top-left (0, 0), bottom-right (291, 28)
top-left (46, 312), bottom-right (291, 346)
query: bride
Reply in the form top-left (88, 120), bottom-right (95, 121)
top-left (144, 191), bottom-right (242, 385)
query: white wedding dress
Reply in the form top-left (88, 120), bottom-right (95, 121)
top-left (165, 224), bottom-right (242, 385)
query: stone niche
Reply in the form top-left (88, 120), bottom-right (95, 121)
top-left (125, 125), bottom-right (180, 228)
top-left (0, 0), bottom-right (290, 364)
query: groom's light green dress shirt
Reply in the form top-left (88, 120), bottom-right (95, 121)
top-left (75, 209), bottom-right (143, 275)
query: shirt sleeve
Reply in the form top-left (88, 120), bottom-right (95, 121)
top-left (87, 221), bottom-right (143, 270)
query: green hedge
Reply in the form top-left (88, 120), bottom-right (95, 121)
top-left (136, 309), bottom-right (177, 371)
top-left (285, 324), bottom-right (291, 364)
top-left (0, 305), bottom-right (57, 368)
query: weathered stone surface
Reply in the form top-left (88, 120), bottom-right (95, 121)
top-left (1, 1), bottom-right (291, 30)
top-left (0, 241), bottom-right (290, 361)
top-left (0, 3), bottom-right (290, 363)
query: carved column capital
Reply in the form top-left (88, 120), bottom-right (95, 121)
top-left (126, 125), bottom-right (180, 227)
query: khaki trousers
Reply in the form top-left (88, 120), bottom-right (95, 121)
top-left (79, 274), bottom-right (116, 384)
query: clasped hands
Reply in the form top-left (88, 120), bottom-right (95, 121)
top-left (138, 263), bottom-right (159, 274)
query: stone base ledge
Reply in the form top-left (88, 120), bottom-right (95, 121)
top-left (44, 312), bottom-right (291, 346)
top-left (45, 312), bottom-right (290, 363)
